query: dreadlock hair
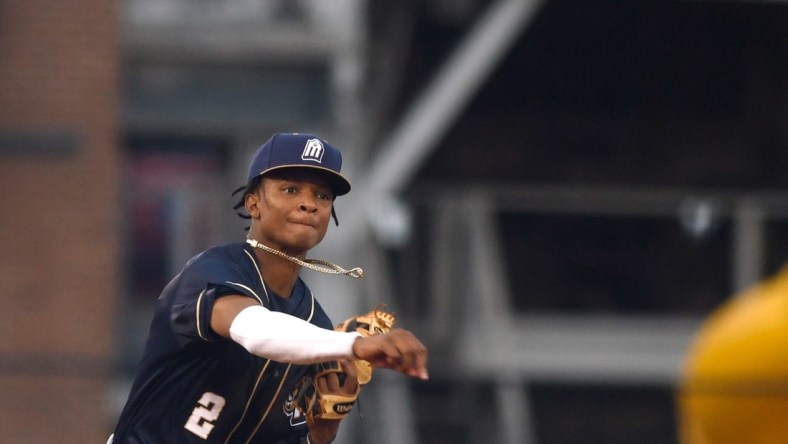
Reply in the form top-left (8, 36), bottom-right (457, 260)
top-left (231, 175), bottom-right (339, 230)
top-left (232, 176), bottom-right (264, 231)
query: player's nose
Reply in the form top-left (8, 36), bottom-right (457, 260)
top-left (298, 195), bottom-right (318, 213)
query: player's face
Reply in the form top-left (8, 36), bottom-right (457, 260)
top-left (248, 170), bottom-right (334, 255)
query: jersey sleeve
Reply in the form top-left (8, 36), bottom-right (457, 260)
top-left (167, 248), bottom-right (264, 347)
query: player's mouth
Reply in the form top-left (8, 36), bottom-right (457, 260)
top-left (288, 218), bottom-right (318, 229)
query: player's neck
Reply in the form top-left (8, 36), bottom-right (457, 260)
top-left (257, 253), bottom-right (301, 298)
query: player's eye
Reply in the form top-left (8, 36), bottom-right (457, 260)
top-left (317, 191), bottom-right (332, 201)
top-left (283, 186), bottom-right (297, 194)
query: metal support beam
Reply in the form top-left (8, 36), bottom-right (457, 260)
top-left (333, 0), bottom-right (545, 245)
top-left (362, 0), bottom-right (544, 195)
top-left (732, 200), bottom-right (765, 294)
top-left (496, 376), bottom-right (537, 444)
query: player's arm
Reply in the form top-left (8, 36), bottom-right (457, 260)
top-left (212, 295), bottom-right (429, 379)
top-left (211, 295), bottom-right (359, 364)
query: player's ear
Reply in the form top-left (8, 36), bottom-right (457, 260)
top-left (244, 191), bottom-right (262, 219)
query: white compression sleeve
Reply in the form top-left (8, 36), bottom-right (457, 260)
top-left (229, 305), bottom-right (361, 364)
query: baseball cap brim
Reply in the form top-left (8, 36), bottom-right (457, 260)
top-left (255, 164), bottom-right (351, 197)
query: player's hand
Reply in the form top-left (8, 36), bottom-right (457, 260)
top-left (306, 360), bottom-right (358, 444)
top-left (352, 328), bottom-right (429, 380)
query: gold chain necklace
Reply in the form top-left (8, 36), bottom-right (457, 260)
top-left (246, 238), bottom-right (364, 278)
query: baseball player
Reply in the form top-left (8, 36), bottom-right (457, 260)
top-left (110, 133), bottom-right (429, 444)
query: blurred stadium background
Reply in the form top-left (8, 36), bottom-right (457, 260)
top-left (1, 0), bottom-right (787, 442)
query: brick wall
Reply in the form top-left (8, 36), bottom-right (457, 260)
top-left (0, 1), bottom-right (119, 441)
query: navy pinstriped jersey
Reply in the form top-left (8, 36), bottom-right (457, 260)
top-left (112, 242), bottom-right (333, 444)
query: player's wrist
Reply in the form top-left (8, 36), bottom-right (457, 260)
top-left (350, 335), bottom-right (361, 360)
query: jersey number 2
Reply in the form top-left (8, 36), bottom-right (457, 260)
top-left (184, 392), bottom-right (226, 439)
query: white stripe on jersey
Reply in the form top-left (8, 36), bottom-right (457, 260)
top-left (243, 249), bottom-right (270, 305)
top-left (196, 289), bottom-right (207, 340)
top-left (224, 281), bottom-right (265, 306)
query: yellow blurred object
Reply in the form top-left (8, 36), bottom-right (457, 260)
top-left (678, 266), bottom-right (788, 444)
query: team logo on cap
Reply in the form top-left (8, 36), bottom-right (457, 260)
top-left (301, 139), bottom-right (325, 163)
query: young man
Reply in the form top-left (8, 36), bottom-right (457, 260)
top-left (110, 133), bottom-right (429, 444)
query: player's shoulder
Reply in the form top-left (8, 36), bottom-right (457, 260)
top-left (186, 242), bottom-right (247, 266)
top-left (181, 241), bottom-right (256, 278)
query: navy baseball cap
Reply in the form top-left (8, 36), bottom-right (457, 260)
top-left (246, 132), bottom-right (351, 196)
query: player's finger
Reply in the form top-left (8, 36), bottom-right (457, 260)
top-left (317, 374), bottom-right (329, 394)
top-left (403, 337), bottom-right (429, 380)
top-left (412, 342), bottom-right (429, 380)
top-left (338, 360), bottom-right (358, 393)
top-left (338, 359), bottom-right (357, 380)
top-left (324, 369), bottom-right (341, 392)
top-left (403, 332), bottom-right (429, 379)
